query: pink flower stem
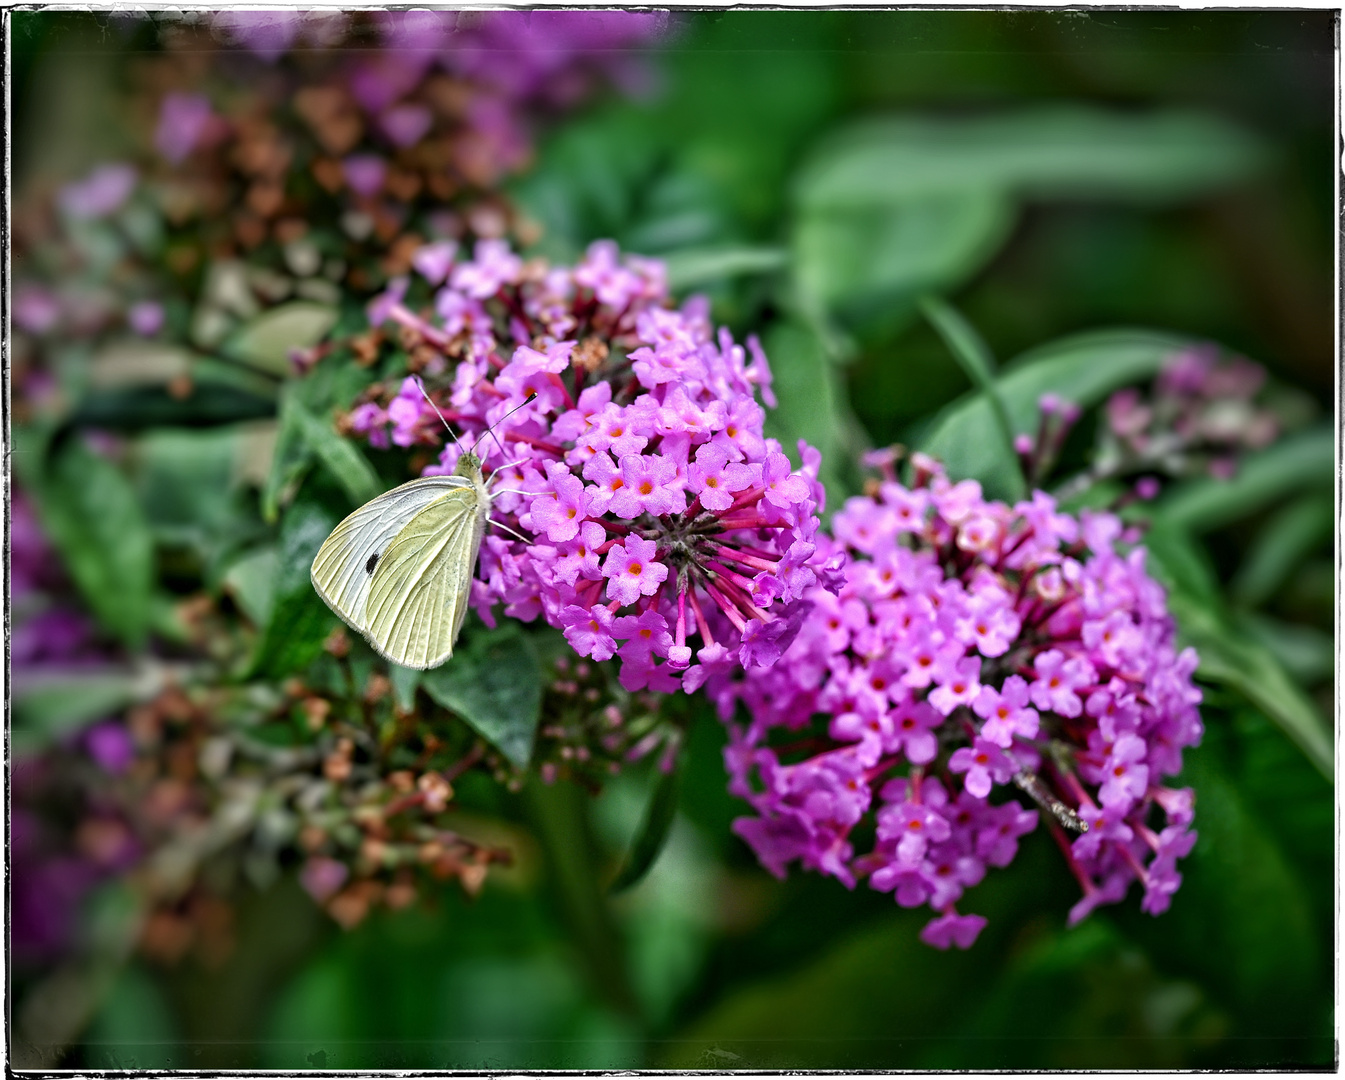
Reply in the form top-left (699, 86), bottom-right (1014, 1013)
top-left (702, 581), bottom-right (749, 634)
top-left (707, 542), bottom-right (778, 574)
top-left (716, 514), bottom-right (788, 531)
top-left (722, 540), bottom-right (784, 561)
top-left (725, 485), bottom-right (765, 513)
top-left (442, 742), bottom-right (486, 783)
top-left (505, 431), bottom-right (565, 455)
top-left (1047, 817), bottom-right (1094, 893)
top-left (1051, 762), bottom-right (1096, 811)
top-left (1000, 527), bottom-right (1032, 564)
top-left (686, 586), bottom-right (716, 647)
top-left (864, 755), bottom-right (904, 783)
top-left (702, 558), bottom-right (758, 593)
top-left (704, 564), bottom-right (771, 622)
top-left (1117, 842), bottom-right (1151, 887)
top-left (389, 304), bottom-right (453, 349)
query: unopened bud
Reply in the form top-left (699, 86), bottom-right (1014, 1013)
top-left (323, 626), bottom-right (350, 657)
top-left (417, 772), bottom-right (453, 813)
top-left (459, 862), bottom-right (489, 897)
top-left (302, 697), bottom-right (331, 731)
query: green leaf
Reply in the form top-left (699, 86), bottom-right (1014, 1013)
top-left (919, 298), bottom-right (1025, 500)
top-left (795, 108), bottom-right (1267, 209)
top-left (662, 246), bottom-right (788, 291)
top-left (83, 964), bottom-right (182, 1070)
top-left (67, 381), bottom-right (276, 431)
top-left (222, 545), bottom-right (280, 627)
top-left (1155, 426), bottom-right (1333, 534)
top-left (1156, 750), bottom-right (1321, 1023)
top-left (608, 763), bottom-right (683, 895)
top-left (509, 106), bottom-right (665, 261)
top-left (1169, 591), bottom-right (1333, 780)
top-left (920, 328), bottom-right (1191, 498)
top-left (30, 437), bottom-right (154, 647)
top-left (1231, 493), bottom-right (1334, 608)
top-left (791, 108), bottom-right (1265, 331)
top-left (88, 340), bottom-right (279, 402)
top-left (651, 829), bottom-right (1075, 1070)
top-left (284, 387), bottom-right (382, 509)
top-left (952, 919), bottom-right (1227, 1069)
top-left (248, 491), bottom-right (341, 679)
top-left (223, 301), bottom-right (338, 377)
top-left (261, 389), bottom-right (313, 524)
top-left (388, 664), bottom-right (422, 713)
top-left (759, 321), bottom-right (857, 504)
top-left (1142, 520), bottom-right (1331, 777)
top-left (11, 669), bottom-right (142, 751)
top-left (422, 626), bottom-right (543, 768)
top-left (792, 189), bottom-right (1015, 325)
top-left (1236, 613), bottom-right (1334, 685)
top-left (1139, 517), bottom-right (1222, 608)
top-left (135, 427), bottom-right (238, 544)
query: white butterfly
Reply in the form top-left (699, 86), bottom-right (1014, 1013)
top-left (310, 385), bottom-right (532, 670)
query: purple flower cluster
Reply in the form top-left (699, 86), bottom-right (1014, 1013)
top-left (1104, 346), bottom-right (1278, 482)
top-left (11, 489), bottom-right (108, 668)
top-left (706, 452), bottom-right (1203, 948)
top-left (347, 239), bottom-right (828, 692)
top-left (57, 163), bottom-right (138, 220)
top-left (201, 9), bottom-right (664, 184)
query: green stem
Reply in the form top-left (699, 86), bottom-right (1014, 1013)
top-left (521, 779), bottom-right (641, 1020)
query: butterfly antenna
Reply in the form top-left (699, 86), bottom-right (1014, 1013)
top-left (414, 377), bottom-right (465, 455)
top-left (478, 392), bottom-right (538, 463)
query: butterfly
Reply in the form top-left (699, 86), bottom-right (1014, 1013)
top-left (309, 385), bottom-right (532, 669)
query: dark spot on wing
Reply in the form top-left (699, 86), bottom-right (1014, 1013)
top-left (365, 551), bottom-right (380, 574)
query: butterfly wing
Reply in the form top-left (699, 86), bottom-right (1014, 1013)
top-left (310, 475), bottom-right (473, 639)
top-left (360, 484), bottom-right (488, 669)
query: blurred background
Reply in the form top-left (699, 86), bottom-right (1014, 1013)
top-left (9, 9), bottom-right (1335, 1070)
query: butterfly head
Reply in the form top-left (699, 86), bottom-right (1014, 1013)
top-left (454, 449), bottom-right (484, 482)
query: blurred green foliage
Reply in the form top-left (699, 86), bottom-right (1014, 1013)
top-left (13, 9), bottom-right (1334, 1070)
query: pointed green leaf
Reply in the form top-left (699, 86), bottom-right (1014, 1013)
top-left (286, 388), bottom-right (381, 509)
top-left (388, 664), bottom-right (422, 713)
top-left (223, 301), bottom-right (338, 377)
top-left (920, 298), bottom-right (1025, 500)
top-left (248, 491), bottom-right (341, 679)
top-left (30, 437), bottom-right (154, 647)
top-left (261, 388), bottom-right (313, 524)
top-left (663, 246), bottom-right (788, 290)
top-left (1231, 493), bottom-right (1334, 608)
top-left (222, 545), bottom-right (280, 627)
top-left (759, 321), bottom-right (857, 504)
top-left (796, 108), bottom-right (1267, 209)
top-left (609, 762), bottom-right (683, 895)
top-left (422, 627), bottom-right (542, 768)
top-left (920, 328), bottom-right (1192, 498)
top-left (1155, 426), bottom-right (1333, 534)
top-left (792, 189), bottom-right (1015, 325)
top-left (1143, 522), bottom-right (1332, 779)
top-left (12, 669), bottom-right (142, 751)
top-left (1168, 591), bottom-right (1332, 780)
